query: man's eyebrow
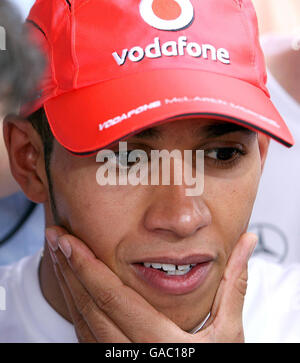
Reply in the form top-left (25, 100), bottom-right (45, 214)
top-left (200, 122), bottom-right (255, 138)
top-left (132, 121), bottom-right (255, 140)
top-left (133, 127), bottom-right (162, 139)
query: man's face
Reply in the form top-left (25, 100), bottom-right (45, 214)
top-left (46, 118), bottom-right (264, 331)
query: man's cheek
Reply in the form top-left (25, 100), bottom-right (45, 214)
top-left (51, 191), bottom-right (127, 263)
top-left (208, 181), bottom-right (257, 252)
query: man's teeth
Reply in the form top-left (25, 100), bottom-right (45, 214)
top-left (143, 262), bottom-right (197, 275)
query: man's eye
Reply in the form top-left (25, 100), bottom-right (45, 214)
top-left (114, 151), bottom-right (147, 169)
top-left (114, 151), bottom-right (133, 169)
top-left (205, 148), bottom-right (244, 162)
top-left (206, 148), bottom-right (237, 161)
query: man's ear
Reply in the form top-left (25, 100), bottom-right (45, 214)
top-left (257, 133), bottom-right (270, 174)
top-left (3, 114), bottom-right (49, 203)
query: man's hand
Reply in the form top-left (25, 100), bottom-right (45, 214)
top-left (45, 227), bottom-right (257, 343)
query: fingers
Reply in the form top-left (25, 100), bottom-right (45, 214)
top-left (50, 252), bottom-right (97, 343)
top-left (46, 227), bottom-right (131, 343)
top-left (52, 248), bottom-right (131, 343)
top-left (202, 232), bottom-right (257, 342)
top-left (46, 226), bottom-right (257, 343)
top-left (46, 227), bottom-right (188, 343)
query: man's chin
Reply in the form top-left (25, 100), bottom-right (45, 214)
top-left (158, 306), bottom-right (210, 333)
top-left (136, 291), bottom-right (212, 332)
top-left (119, 266), bottom-right (216, 333)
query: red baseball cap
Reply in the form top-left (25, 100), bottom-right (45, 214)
top-left (22, 0), bottom-right (294, 155)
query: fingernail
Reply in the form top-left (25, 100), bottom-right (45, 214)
top-left (58, 237), bottom-right (72, 259)
top-left (248, 237), bottom-right (258, 261)
top-left (45, 228), bottom-right (59, 251)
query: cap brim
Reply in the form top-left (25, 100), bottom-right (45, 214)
top-left (44, 69), bottom-right (294, 155)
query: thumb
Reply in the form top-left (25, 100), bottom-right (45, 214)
top-left (204, 232), bottom-right (258, 342)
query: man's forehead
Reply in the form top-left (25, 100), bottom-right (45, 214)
top-left (132, 119), bottom-right (255, 141)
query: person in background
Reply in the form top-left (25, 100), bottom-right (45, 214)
top-left (250, 0), bottom-right (300, 265)
top-left (0, 0), bottom-right (44, 265)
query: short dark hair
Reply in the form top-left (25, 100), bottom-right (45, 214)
top-left (0, 0), bottom-right (44, 112)
top-left (27, 107), bottom-right (54, 174)
top-left (27, 107), bottom-right (59, 223)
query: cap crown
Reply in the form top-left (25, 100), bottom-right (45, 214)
top-left (27, 0), bottom-right (269, 106)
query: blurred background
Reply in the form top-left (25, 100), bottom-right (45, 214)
top-left (0, 0), bottom-right (44, 266)
top-left (253, 0), bottom-right (300, 35)
top-left (249, 0), bottom-right (300, 266)
top-left (10, 0), bottom-right (34, 19)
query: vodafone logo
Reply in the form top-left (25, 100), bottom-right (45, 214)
top-left (112, 0), bottom-right (231, 66)
top-left (139, 0), bottom-right (194, 31)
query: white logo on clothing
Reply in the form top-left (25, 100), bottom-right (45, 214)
top-left (112, 36), bottom-right (231, 66)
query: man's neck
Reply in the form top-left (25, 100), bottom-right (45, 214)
top-left (266, 48), bottom-right (300, 104)
top-left (39, 243), bottom-right (73, 324)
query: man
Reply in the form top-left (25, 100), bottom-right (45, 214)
top-left (0, 0), bottom-right (44, 265)
top-left (1, 0), bottom-right (300, 343)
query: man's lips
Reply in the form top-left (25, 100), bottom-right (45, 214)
top-left (130, 254), bottom-right (214, 295)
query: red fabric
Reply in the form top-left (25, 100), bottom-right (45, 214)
top-left (22, 0), bottom-right (294, 154)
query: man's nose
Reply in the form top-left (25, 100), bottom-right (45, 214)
top-left (144, 185), bottom-right (212, 240)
